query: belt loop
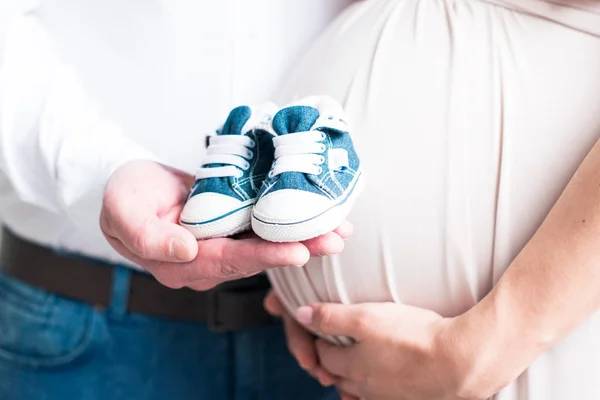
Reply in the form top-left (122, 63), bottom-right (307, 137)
top-left (108, 265), bottom-right (132, 319)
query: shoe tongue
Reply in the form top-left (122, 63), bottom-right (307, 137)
top-left (272, 105), bottom-right (320, 135)
top-left (220, 106), bottom-right (252, 135)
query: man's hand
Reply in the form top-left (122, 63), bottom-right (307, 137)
top-left (100, 160), bottom-right (352, 291)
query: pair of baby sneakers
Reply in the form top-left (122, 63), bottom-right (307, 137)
top-left (179, 96), bottom-right (364, 243)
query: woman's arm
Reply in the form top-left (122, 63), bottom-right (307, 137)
top-left (269, 135), bottom-right (600, 400)
top-left (453, 135), bottom-right (600, 395)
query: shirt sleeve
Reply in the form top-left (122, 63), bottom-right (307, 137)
top-left (0, 13), bottom-right (157, 233)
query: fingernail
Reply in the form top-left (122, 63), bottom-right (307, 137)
top-left (296, 306), bottom-right (314, 325)
top-left (332, 237), bottom-right (345, 253)
top-left (316, 370), bottom-right (326, 386)
top-left (170, 238), bottom-right (189, 261)
top-left (299, 358), bottom-right (311, 370)
top-left (316, 370), bottom-right (334, 387)
top-left (292, 246), bottom-right (310, 267)
top-left (340, 222), bottom-right (354, 239)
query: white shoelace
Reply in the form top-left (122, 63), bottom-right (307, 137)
top-left (195, 135), bottom-right (255, 179)
top-left (270, 130), bottom-right (327, 178)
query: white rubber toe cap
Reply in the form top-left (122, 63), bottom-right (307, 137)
top-left (180, 193), bottom-right (245, 224)
top-left (253, 189), bottom-right (332, 223)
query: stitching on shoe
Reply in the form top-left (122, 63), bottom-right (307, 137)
top-left (232, 179), bottom-right (249, 200)
top-left (249, 131), bottom-right (261, 193)
top-left (253, 172), bottom-right (362, 224)
top-left (325, 135), bottom-right (344, 192)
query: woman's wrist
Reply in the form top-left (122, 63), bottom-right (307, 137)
top-left (433, 314), bottom-right (504, 398)
top-left (441, 281), bottom-right (554, 399)
top-left (436, 311), bottom-right (511, 398)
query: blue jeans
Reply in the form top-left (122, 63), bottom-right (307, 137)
top-left (0, 267), bottom-right (337, 400)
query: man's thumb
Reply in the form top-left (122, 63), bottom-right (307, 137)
top-left (126, 219), bottom-right (198, 263)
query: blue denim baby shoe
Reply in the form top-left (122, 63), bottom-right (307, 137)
top-left (180, 103), bottom-right (277, 239)
top-left (251, 96), bottom-right (364, 242)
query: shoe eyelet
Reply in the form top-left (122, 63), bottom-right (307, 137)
top-left (243, 161), bottom-right (250, 170)
top-left (246, 150), bottom-right (254, 159)
top-left (248, 139), bottom-right (256, 148)
top-left (314, 167), bottom-right (323, 175)
top-left (236, 170), bottom-right (244, 178)
top-left (318, 156), bottom-right (325, 165)
top-left (268, 170), bottom-right (275, 179)
top-left (319, 144), bottom-right (326, 152)
top-left (328, 116), bottom-right (334, 120)
top-left (319, 132), bottom-right (327, 140)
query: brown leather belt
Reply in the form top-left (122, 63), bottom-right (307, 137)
top-left (0, 228), bottom-right (274, 332)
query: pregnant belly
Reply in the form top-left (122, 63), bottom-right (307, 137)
top-left (268, 0), bottom-right (600, 323)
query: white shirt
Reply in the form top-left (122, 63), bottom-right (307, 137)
top-left (0, 0), bottom-right (355, 266)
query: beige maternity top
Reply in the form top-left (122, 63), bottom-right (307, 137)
top-left (267, 0), bottom-right (600, 398)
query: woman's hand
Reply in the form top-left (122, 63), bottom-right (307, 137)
top-left (294, 302), bottom-right (498, 400)
top-left (264, 291), bottom-right (340, 388)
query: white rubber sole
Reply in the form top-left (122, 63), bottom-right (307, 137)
top-left (180, 202), bottom-right (253, 240)
top-left (251, 173), bottom-right (365, 243)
